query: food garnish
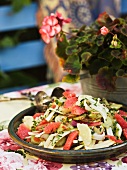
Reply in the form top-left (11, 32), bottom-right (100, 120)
top-left (16, 90), bottom-right (127, 150)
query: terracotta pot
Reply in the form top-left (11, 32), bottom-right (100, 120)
top-left (80, 73), bottom-right (127, 105)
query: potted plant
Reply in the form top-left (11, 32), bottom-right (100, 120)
top-left (39, 12), bottom-right (127, 104)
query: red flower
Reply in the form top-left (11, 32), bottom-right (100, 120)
top-left (39, 12), bottom-right (71, 43)
top-left (100, 26), bottom-right (109, 35)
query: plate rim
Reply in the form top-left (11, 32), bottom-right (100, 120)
top-left (8, 105), bottom-right (127, 163)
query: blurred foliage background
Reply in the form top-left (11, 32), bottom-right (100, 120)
top-left (0, 0), bottom-right (48, 93)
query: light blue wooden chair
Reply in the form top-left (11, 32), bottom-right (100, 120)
top-left (0, 2), bottom-right (46, 93)
top-left (121, 0), bottom-right (127, 15)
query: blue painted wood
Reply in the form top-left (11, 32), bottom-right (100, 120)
top-left (0, 86), bottom-right (29, 94)
top-left (121, 0), bottom-right (127, 14)
top-left (0, 2), bottom-right (38, 31)
top-left (0, 40), bottom-right (46, 71)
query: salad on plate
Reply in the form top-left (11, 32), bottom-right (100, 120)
top-left (16, 90), bottom-right (127, 150)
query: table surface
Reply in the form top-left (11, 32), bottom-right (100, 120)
top-left (0, 82), bottom-right (127, 170)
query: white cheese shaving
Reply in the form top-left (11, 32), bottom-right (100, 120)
top-left (76, 95), bottom-right (109, 122)
top-left (116, 123), bottom-right (122, 139)
top-left (44, 133), bottom-right (58, 149)
top-left (92, 132), bottom-right (105, 140)
top-left (35, 131), bottom-right (45, 138)
top-left (106, 127), bottom-right (114, 136)
top-left (22, 116), bottom-right (34, 129)
top-left (77, 123), bottom-right (92, 146)
top-left (45, 110), bottom-right (55, 122)
top-left (85, 140), bottom-right (115, 149)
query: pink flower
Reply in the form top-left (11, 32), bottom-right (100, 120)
top-left (39, 12), bottom-right (71, 44)
top-left (56, 12), bottom-right (72, 24)
top-left (0, 150), bottom-right (49, 170)
top-left (24, 160), bottom-right (48, 170)
top-left (0, 129), bottom-right (20, 151)
top-left (100, 26), bottom-right (109, 35)
top-left (0, 150), bottom-right (24, 170)
top-left (0, 130), bottom-right (62, 170)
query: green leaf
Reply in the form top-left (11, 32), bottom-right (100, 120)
top-left (0, 72), bottom-right (12, 88)
top-left (69, 38), bottom-right (78, 46)
top-left (81, 52), bottom-right (92, 64)
top-left (96, 35), bottom-right (105, 46)
top-left (87, 34), bottom-right (97, 44)
top-left (111, 58), bottom-right (122, 69)
top-left (0, 37), bottom-right (15, 48)
top-left (11, 0), bottom-right (24, 13)
top-left (11, 0), bottom-right (31, 13)
top-left (118, 34), bottom-right (127, 46)
top-left (115, 18), bottom-right (125, 25)
top-left (64, 55), bottom-right (82, 74)
top-left (56, 34), bottom-right (69, 59)
top-left (122, 58), bottom-right (127, 66)
top-left (62, 74), bottom-right (80, 83)
top-left (98, 48), bottom-right (113, 62)
top-left (111, 50), bottom-right (122, 59)
top-left (88, 45), bottom-right (98, 54)
top-left (75, 34), bottom-right (91, 43)
top-left (116, 69), bottom-right (124, 76)
top-left (66, 45), bottom-right (78, 55)
top-left (121, 24), bottom-right (127, 36)
top-left (0, 71), bottom-right (38, 89)
top-left (22, 0), bottom-right (32, 5)
top-left (89, 59), bottom-right (109, 75)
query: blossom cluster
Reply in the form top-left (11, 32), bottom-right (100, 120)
top-left (39, 12), bottom-right (127, 91)
top-left (40, 13), bottom-right (110, 44)
top-left (39, 12), bottom-right (71, 44)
